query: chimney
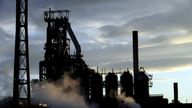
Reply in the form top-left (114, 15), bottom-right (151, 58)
top-left (133, 31), bottom-right (139, 80)
top-left (133, 31), bottom-right (139, 99)
top-left (173, 82), bottom-right (179, 104)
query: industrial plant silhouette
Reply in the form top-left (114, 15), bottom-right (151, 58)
top-left (1, 0), bottom-right (192, 108)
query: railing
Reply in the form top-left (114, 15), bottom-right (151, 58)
top-left (44, 8), bottom-right (70, 22)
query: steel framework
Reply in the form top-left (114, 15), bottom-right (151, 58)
top-left (39, 9), bottom-right (90, 100)
top-left (39, 9), bottom-right (84, 81)
top-left (13, 0), bottom-right (30, 107)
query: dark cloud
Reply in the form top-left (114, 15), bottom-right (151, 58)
top-left (29, 42), bottom-right (44, 75)
top-left (99, 25), bottom-right (129, 38)
top-left (141, 57), bottom-right (192, 70)
top-left (0, 28), bottom-right (12, 40)
top-left (83, 44), bottom-right (128, 68)
top-left (98, 57), bottom-right (192, 72)
top-left (0, 27), bottom-right (14, 99)
top-left (0, 74), bottom-right (13, 99)
top-left (126, 1), bottom-right (192, 33)
top-left (0, 0), bottom-right (15, 19)
top-left (0, 58), bottom-right (13, 99)
top-left (84, 37), bottom-right (192, 72)
top-left (95, 0), bottom-right (192, 41)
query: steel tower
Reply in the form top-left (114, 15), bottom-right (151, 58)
top-left (39, 9), bottom-right (90, 100)
top-left (13, 0), bottom-right (30, 107)
top-left (39, 9), bottom-right (83, 81)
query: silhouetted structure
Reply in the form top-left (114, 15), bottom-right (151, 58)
top-left (135, 67), bottom-right (149, 103)
top-left (120, 70), bottom-right (133, 97)
top-left (13, 0), bottom-right (31, 107)
top-left (173, 82), bottom-right (179, 104)
top-left (90, 72), bottom-right (103, 102)
top-left (39, 9), bottom-right (90, 99)
top-left (105, 72), bottom-right (118, 97)
top-left (132, 31), bottom-right (151, 103)
top-left (133, 31), bottom-right (139, 81)
top-left (132, 31), bottom-right (140, 99)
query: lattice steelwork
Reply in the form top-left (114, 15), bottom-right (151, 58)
top-left (13, 0), bottom-right (30, 107)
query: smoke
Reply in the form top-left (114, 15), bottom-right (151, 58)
top-left (31, 74), bottom-right (88, 108)
top-left (31, 73), bottom-right (141, 108)
top-left (117, 93), bottom-right (141, 108)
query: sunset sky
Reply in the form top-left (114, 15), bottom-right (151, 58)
top-left (1, 0), bottom-right (192, 103)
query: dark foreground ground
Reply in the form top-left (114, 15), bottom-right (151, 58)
top-left (1, 97), bottom-right (192, 108)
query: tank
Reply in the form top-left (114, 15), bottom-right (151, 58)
top-left (90, 72), bottom-right (103, 102)
top-left (134, 67), bottom-right (149, 103)
top-left (105, 72), bottom-right (118, 97)
top-left (120, 71), bottom-right (133, 97)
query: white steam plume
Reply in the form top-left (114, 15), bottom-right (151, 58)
top-left (117, 93), bottom-right (141, 108)
top-left (32, 74), bottom-right (88, 108)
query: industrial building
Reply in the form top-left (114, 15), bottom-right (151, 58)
top-left (1, 0), bottom-right (192, 108)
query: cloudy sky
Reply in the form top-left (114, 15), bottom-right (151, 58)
top-left (1, 0), bottom-right (192, 103)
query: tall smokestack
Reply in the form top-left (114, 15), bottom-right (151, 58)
top-left (132, 31), bottom-right (139, 99)
top-left (133, 31), bottom-right (139, 80)
top-left (173, 82), bottom-right (179, 104)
